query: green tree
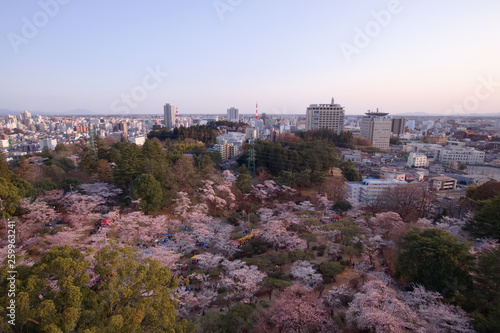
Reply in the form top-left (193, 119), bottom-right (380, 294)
top-left (236, 165), bottom-right (253, 194)
top-left (300, 233), bottom-right (317, 250)
top-left (0, 154), bottom-right (11, 180)
top-left (79, 146), bottom-right (98, 176)
top-left (41, 146), bottom-right (53, 159)
top-left (130, 174), bottom-right (163, 213)
top-left (0, 245), bottom-right (195, 333)
top-left (288, 250), bottom-right (310, 262)
top-left (396, 227), bottom-right (475, 304)
top-left (262, 277), bottom-right (291, 299)
top-left (199, 312), bottom-right (225, 333)
top-left (61, 177), bottom-right (84, 192)
top-left (224, 303), bottom-right (256, 332)
top-left (344, 168), bottom-right (362, 181)
top-left (464, 195), bottom-right (500, 240)
top-left (472, 247), bottom-right (500, 333)
top-left (332, 200), bottom-right (352, 214)
top-left (54, 143), bottom-right (67, 153)
top-left (11, 177), bottom-right (33, 198)
top-left (140, 139), bottom-right (168, 184)
top-left (268, 251), bottom-right (287, 271)
top-left (0, 177), bottom-right (20, 216)
top-left (319, 261), bottom-right (344, 283)
top-left (114, 142), bottom-right (142, 188)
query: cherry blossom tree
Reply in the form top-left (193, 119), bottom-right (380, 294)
top-left (141, 248), bottom-right (182, 270)
top-left (323, 283), bottom-right (353, 314)
top-left (78, 182), bottom-right (122, 202)
top-left (397, 285), bottom-right (475, 333)
top-left (194, 253), bottom-right (225, 271)
top-left (316, 194), bottom-right (332, 211)
top-left (257, 208), bottom-right (274, 223)
top-left (176, 287), bottom-right (217, 316)
top-left (346, 278), bottom-right (424, 333)
top-left (296, 201), bottom-right (314, 211)
top-left (221, 170), bottom-right (236, 183)
top-left (369, 211), bottom-right (407, 240)
top-left (220, 262), bottom-right (266, 302)
top-left (173, 191), bottom-right (191, 215)
top-left (262, 220), bottom-right (307, 251)
top-left (290, 260), bottom-right (322, 288)
top-left (201, 180), bottom-right (227, 210)
top-left (20, 198), bottom-right (60, 224)
top-left (252, 180), bottom-right (295, 203)
top-left (211, 223), bottom-right (237, 257)
top-left (259, 285), bottom-right (339, 333)
top-left (362, 235), bottom-right (394, 265)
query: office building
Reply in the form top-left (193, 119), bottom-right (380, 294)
top-left (436, 147), bottom-right (485, 165)
top-left (164, 103), bottom-right (176, 129)
top-left (360, 110), bottom-right (392, 150)
top-left (305, 98), bottom-right (345, 134)
top-left (407, 153), bottom-right (428, 168)
top-left (227, 107), bottom-right (239, 122)
top-left (391, 117), bottom-right (406, 135)
top-left (347, 179), bottom-right (407, 203)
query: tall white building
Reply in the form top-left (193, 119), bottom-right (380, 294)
top-left (163, 103), bottom-right (176, 129)
top-left (227, 107), bottom-right (239, 122)
top-left (360, 110), bottom-right (392, 150)
top-left (305, 98), bottom-right (345, 134)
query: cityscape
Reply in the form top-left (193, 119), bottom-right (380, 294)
top-left (1, 1), bottom-right (500, 333)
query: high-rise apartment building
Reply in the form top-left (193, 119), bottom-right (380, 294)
top-left (164, 103), bottom-right (176, 129)
top-left (391, 117), bottom-right (406, 136)
top-left (360, 110), bottom-right (392, 150)
top-left (305, 98), bottom-right (345, 134)
top-left (227, 107), bottom-right (239, 122)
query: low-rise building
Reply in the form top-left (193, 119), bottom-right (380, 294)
top-left (437, 147), bottom-right (485, 165)
top-left (347, 179), bottom-right (407, 203)
top-left (407, 153), bottom-right (428, 168)
top-left (127, 136), bottom-right (146, 145)
top-left (341, 150), bottom-right (362, 164)
top-left (429, 176), bottom-right (457, 191)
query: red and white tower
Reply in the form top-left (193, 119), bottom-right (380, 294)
top-left (256, 102), bottom-right (259, 120)
top-left (175, 107), bottom-right (179, 127)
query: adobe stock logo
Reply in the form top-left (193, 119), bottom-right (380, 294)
top-left (213, 0), bottom-right (243, 21)
top-left (110, 66), bottom-right (168, 114)
top-left (339, 0), bottom-right (406, 64)
top-left (7, 0), bottom-right (71, 54)
top-left (446, 76), bottom-right (499, 115)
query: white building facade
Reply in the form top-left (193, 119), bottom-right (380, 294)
top-left (407, 153), bottom-right (428, 168)
top-left (305, 98), bottom-right (345, 134)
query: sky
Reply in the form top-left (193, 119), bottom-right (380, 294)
top-left (1, 0), bottom-right (499, 116)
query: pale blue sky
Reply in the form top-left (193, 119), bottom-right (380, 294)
top-left (1, 0), bottom-right (499, 115)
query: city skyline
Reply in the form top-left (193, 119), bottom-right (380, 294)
top-left (1, 1), bottom-right (499, 115)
